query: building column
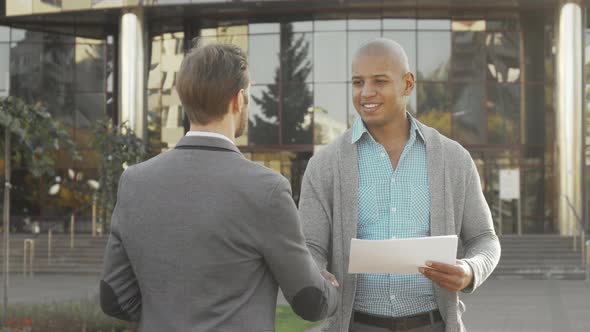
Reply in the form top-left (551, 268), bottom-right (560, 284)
top-left (556, 2), bottom-right (585, 235)
top-left (118, 7), bottom-right (147, 140)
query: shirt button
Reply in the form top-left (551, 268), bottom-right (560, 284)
top-left (380, 152), bottom-right (386, 157)
top-left (391, 207), bottom-right (396, 213)
top-left (390, 295), bottom-right (396, 300)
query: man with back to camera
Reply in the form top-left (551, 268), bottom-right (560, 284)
top-left (299, 38), bottom-right (501, 331)
top-left (100, 42), bottom-right (339, 331)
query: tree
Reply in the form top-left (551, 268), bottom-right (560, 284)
top-left (92, 120), bottom-right (146, 227)
top-left (0, 96), bottom-right (79, 318)
top-left (249, 23), bottom-right (313, 145)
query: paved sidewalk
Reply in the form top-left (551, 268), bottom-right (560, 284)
top-left (2, 274), bottom-right (100, 304)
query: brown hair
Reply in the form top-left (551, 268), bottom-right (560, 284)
top-left (176, 42), bottom-right (249, 125)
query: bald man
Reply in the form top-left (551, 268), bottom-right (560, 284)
top-left (299, 38), bottom-right (500, 332)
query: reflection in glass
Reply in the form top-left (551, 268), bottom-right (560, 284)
top-left (281, 24), bottom-right (313, 144)
top-left (452, 31), bottom-right (485, 81)
top-left (383, 31), bottom-right (416, 72)
top-left (282, 83), bottom-right (313, 144)
top-left (0, 44), bottom-right (9, 92)
top-left (75, 43), bottom-right (106, 92)
top-left (452, 20), bottom-right (486, 31)
top-left (314, 83), bottom-right (347, 145)
top-left (383, 18), bottom-right (416, 30)
top-left (348, 31), bottom-right (381, 78)
top-left (291, 21), bottom-right (313, 32)
top-left (348, 19), bottom-right (381, 30)
top-left (416, 82), bottom-right (451, 137)
top-left (486, 31), bottom-right (520, 82)
top-left (417, 19), bottom-right (450, 30)
top-left (314, 32), bottom-right (346, 82)
top-left (10, 28), bottom-right (42, 43)
top-left (314, 20), bottom-right (346, 31)
top-left (249, 23), bottom-right (280, 34)
top-left (417, 31), bottom-right (450, 81)
top-left (249, 34), bottom-right (280, 85)
top-left (43, 42), bottom-right (75, 125)
top-left (452, 83), bottom-right (486, 144)
top-left (487, 83), bottom-right (520, 144)
top-left (249, 85), bottom-right (279, 145)
top-left (75, 92), bottom-right (106, 147)
top-left (0, 27), bottom-right (9, 42)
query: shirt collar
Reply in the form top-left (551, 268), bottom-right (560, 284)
top-left (185, 131), bottom-right (235, 146)
top-left (351, 112), bottom-right (425, 144)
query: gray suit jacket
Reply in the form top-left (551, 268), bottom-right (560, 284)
top-left (100, 135), bottom-right (338, 332)
top-left (299, 122), bottom-right (501, 332)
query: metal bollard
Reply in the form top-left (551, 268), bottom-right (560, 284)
top-left (23, 239), bottom-right (34, 277)
top-left (48, 230), bottom-right (52, 264)
top-left (92, 200), bottom-right (97, 237)
top-left (70, 214), bottom-right (75, 249)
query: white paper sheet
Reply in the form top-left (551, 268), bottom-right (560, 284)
top-left (348, 235), bottom-right (458, 274)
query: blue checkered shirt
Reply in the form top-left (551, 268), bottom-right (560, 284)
top-left (352, 114), bottom-right (438, 317)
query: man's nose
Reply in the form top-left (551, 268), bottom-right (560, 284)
top-left (361, 84), bottom-right (376, 97)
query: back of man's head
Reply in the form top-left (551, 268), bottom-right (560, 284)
top-left (176, 43), bottom-right (249, 125)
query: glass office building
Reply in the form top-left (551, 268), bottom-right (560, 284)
top-left (0, 0), bottom-right (588, 236)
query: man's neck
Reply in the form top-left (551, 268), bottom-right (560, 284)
top-left (367, 112), bottom-right (410, 150)
top-left (189, 119), bottom-right (235, 144)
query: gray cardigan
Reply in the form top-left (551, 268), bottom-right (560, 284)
top-left (299, 122), bottom-right (501, 332)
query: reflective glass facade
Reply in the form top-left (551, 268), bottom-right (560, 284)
top-left (0, 1), bottom-right (586, 234)
top-left (0, 24), bottom-right (114, 224)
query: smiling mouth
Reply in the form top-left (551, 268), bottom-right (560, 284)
top-left (361, 103), bottom-right (382, 113)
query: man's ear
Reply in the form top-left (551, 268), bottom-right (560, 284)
top-left (403, 72), bottom-right (415, 96)
top-left (230, 90), bottom-right (243, 114)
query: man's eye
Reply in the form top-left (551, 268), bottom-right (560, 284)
top-left (352, 81), bottom-right (363, 86)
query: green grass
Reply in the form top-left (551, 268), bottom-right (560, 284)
top-left (275, 305), bottom-right (319, 332)
top-left (0, 300), bottom-right (318, 332)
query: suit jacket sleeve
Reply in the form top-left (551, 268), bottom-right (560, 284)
top-left (258, 176), bottom-right (338, 322)
top-left (100, 170), bottom-right (142, 321)
top-left (460, 158), bottom-right (501, 293)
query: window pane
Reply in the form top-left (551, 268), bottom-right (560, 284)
top-left (314, 31), bottom-right (346, 82)
top-left (417, 31), bottom-right (450, 81)
top-left (282, 29), bottom-right (312, 83)
top-left (291, 21), bottom-right (313, 33)
top-left (417, 19), bottom-right (450, 30)
top-left (314, 83), bottom-right (348, 145)
top-left (76, 43), bottom-right (106, 92)
top-left (314, 20), bottom-right (346, 31)
top-left (416, 82), bottom-right (451, 137)
top-left (249, 34), bottom-right (279, 85)
top-left (75, 93), bottom-right (106, 148)
top-left (383, 18), bottom-right (416, 30)
top-left (42, 43), bottom-right (75, 125)
top-left (10, 42), bottom-right (42, 103)
top-left (249, 85), bottom-right (279, 145)
top-left (452, 83), bottom-right (486, 144)
top-left (249, 23), bottom-right (280, 34)
top-left (282, 83), bottom-right (313, 144)
top-left (348, 19), bottom-right (381, 30)
top-left (348, 31), bottom-right (381, 79)
top-left (452, 20), bottom-right (486, 32)
top-left (11, 28), bottom-right (42, 43)
top-left (383, 31), bottom-right (416, 73)
top-left (0, 27), bottom-right (9, 42)
top-left (487, 31), bottom-right (520, 83)
top-left (0, 44), bottom-right (9, 91)
top-left (452, 31), bottom-right (486, 82)
top-left (487, 83), bottom-right (520, 145)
